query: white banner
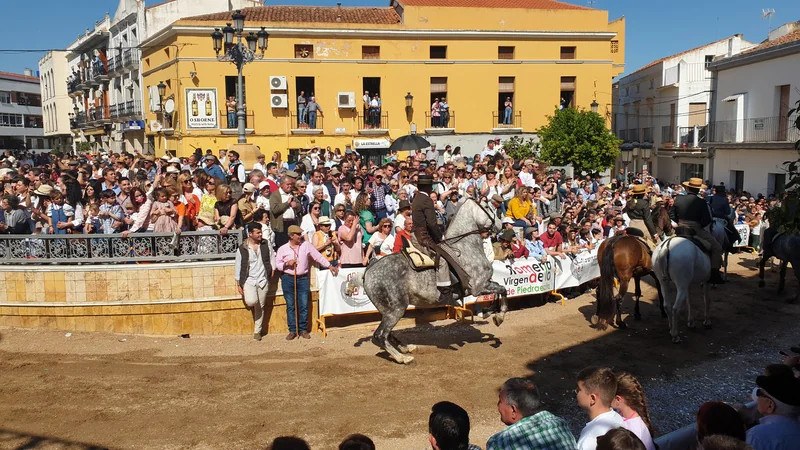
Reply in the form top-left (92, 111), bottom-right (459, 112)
top-left (734, 224), bottom-right (750, 247)
top-left (185, 88), bottom-right (218, 129)
top-left (318, 247), bottom-right (601, 317)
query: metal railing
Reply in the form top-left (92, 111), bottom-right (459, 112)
top-left (220, 109), bottom-right (254, 129)
top-left (122, 48), bottom-right (140, 69)
top-left (0, 230), bottom-right (244, 265)
top-left (641, 127), bottom-right (653, 143)
top-left (110, 104), bottom-right (120, 118)
top-left (107, 57), bottom-right (119, 74)
top-left (663, 66), bottom-right (679, 86)
top-left (678, 125), bottom-right (707, 148)
top-left (123, 99), bottom-right (142, 117)
top-left (707, 115), bottom-right (800, 143)
top-left (359, 111), bottom-right (389, 129)
top-left (425, 110), bottom-right (455, 129)
top-left (492, 110), bottom-right (521, 128)
top-left (291, 112), bottom-right (322, 130)
top-left (661, 125), bottom-right (674, 144)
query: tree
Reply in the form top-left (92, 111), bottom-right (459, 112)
top-left (765, 100), bottom-right (800, 232)
top-left (537, 107), bottom-right (621, 175)
top-left (502, 136), bottom-right (540, 161)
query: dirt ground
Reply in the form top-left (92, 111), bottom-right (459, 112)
top-left (1, 252), bottom-right (799, 450)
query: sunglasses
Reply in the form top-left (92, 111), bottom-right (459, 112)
top-left (382, 224), bottom-right (391, 228)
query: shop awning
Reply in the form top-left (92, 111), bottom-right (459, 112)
top-left (722, 94), bottom-right (743, 102)
top-left (353, 138), bottom-right (391, 150)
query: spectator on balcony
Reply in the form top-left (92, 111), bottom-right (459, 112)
top-left (306, 96), bottom-right (322, 129)
top-left (369, 94), bottom-right (380, 128)
top-left (439, 97), bottom-right (450, 128)
top-left (503, 97), bottom-right (513, 125)
top-left (431, 98), bottom-right (441, 127)
top-left (297, 90), bottom-right (307, 126)
top-left (226, 96), bottom-right (237, 129)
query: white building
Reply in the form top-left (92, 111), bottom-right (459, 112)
top-left (0, 70), bottom-right (47, 153)
top-left (39, 51), bottom-right (73, 153)
top-left (705, 25), bottom-right (800, 196)
top-left (615, 35), bottom-right (755, 183)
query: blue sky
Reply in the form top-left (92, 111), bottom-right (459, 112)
top-left (1, 0), bottom-right (798, 77)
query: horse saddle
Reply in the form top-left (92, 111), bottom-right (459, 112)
top-left (625, 227), bottom-right (645, 238)
top-left (401, 238), bottom-right (436, 270)
top-left (674, 226), bottom-right (712, 253)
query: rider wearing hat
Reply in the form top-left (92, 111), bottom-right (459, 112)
top-left (708, 184), bottom-right (740, 246)
top-left (623, 183), bottom-right (658, 246)
top-left (669, 178), bottom-right (725, 284)
top-left (411, 174), bottom-right (454, 303)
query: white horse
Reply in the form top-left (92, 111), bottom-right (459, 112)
top-left (651, 236), bottom-right (711, 343)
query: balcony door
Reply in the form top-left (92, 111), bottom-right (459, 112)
top-left (777, 85), bottom-right (790, 141)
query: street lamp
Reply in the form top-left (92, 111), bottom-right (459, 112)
top-left (590, 99), bottom-right (599, 113)
top-left (405, 92), bottom-right (413, 121)
top-left (157, 80), bottom-right (167, 128)
top-left (211, 11), bottom-right (268, 144)
top-left (640, 142), bottom-right (653, 175)
top-left (620, 142), bottom-right (634, 187)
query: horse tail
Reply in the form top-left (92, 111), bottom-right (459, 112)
top-left (595, 237), bottom-right (618, 330)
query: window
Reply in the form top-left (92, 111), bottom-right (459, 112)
top-left (430, 46), bottom-right (447, 59)
top-left (730, 170), bottom-right (744, 192)
top-left (636, 84), bottom-right (640, 93)
top-left (294, 44), bottom-right (313, 59)
top-left (362, 46), bottom-right (380, 60)
top-left (610, 40), bottom-right (619, 54)
top-left (498, 77), bottom-right (515, 125)
top-left (560, 46), bottom-right (576, 60)
top-left (704, 55), bottom-right (714, 69)
top-left (560, 76), bottom-right (576, 109)
top-left (649, 79), bottom-right (654, 89)
top-left (680, 163), bottom-right (704, 182)
top-left (0, 92), bottom-right (11, 104)
top-left (430, 77), bottom-right (448, 127)
top-left (498, 46), bottom-right (515, 60)
top-left (37, 138), bottom-right (45, 149)
top-left (769, 173), bottom-right (786, 196)
top-left (0, 113), bottom-right (23, 127)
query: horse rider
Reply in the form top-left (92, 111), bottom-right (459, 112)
top-left (669, 178), bottom-right (725, 284)
top-left (411, 174), bottom-right (455, 303)
top-left (708, 184), bottom-right (740, 246)
top-left (623, 183), bottom-right (658, 246)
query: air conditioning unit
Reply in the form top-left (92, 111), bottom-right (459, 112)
top-left (337, 92), bottom-right (356, 108)
top-left (269, 76), bottom-right (287, 90)
top-left (270, 94), bottom-right (288, 108)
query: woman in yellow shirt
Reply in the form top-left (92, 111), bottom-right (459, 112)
top-left (505, 186), bottom-right (535, 228)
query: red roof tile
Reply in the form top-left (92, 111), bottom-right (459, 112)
top-left (395, 0), bottom-right (590, 10)
top-left (626, 35), bottom-right (739, 77)
top-left (740, 30), bottom-right (800, 55)
top-left (0, 71), bottom-right (39, 82)
top-left (184, 5), bottom-right (401, 25)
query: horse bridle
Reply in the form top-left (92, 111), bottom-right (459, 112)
top-left (442, 197), bottom-right (499, 245)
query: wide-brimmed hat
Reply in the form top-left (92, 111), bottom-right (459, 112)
top-left (491, 194), bottom-right (504, 204)
top-left (523, 159), bottom-right (534, 166)
top-left (318, 216), bottom-right (332, 225)
top-left (501, 217), bottom-right (514, 225)
top-left (143, 155), bottom-right (155, 162)
top-left (34, 185), bottom-right (54, 196)
top-left (628, 184), bottom-right (648, 195)
top-left (757, 373), bottom-right (800, 407)
top-left (287, 225), bottom-right (303, 235)
top-left (398, 200), bottom-right (411, 212)
top-left (499, 229), bottom-right (516, 241)
top-left (417, 174), bottom-right (434, 186)
top-left (165, 166), bottom-right (179, 174)
top-left (613, 216), bottom-right (625, 223)
top-left (682, 177), bottom-right (707, 190)
top-left (525, 226), bottom-right (539, 235)
top-left (284, 170), bottom-right (299, 179)
top-left (242, 183), bottom-right (256, 193)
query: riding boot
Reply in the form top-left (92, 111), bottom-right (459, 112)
top-left (709, 269), bottom-right (725, 285)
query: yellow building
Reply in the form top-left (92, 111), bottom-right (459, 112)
top-left (140, 0), bottom-right (624, 164)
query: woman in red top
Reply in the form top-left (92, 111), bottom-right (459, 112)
top-left (179, 173), bottom-right (199, 230)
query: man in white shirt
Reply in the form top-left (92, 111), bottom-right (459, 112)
top-left (252, 153), bottom-right (267, 174)
top-left (519, 159), bottom-right (539, 189)
top-left (575, 367), bottom-right (624, 450)
top-left (234, 223), bottom-right (274, 341)
top-left (480, 139), bottom-right (497, 160)
top-left (333, 179), bottom-right (357, 209)
top-left (305, 169), bottom-right (331, 203)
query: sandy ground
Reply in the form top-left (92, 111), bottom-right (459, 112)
top-left (1, 252), bottom-right (799, 450)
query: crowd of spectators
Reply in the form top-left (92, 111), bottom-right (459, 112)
top-left (0, 142), bottom-right (776, 258)
top-left (264, 356), bottom-right (800, 450)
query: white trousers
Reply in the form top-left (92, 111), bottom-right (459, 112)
top-left (243, 283), bottom-right (269, 334)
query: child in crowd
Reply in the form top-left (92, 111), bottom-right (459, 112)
top-left (612, 372), bottom-right (656, 450)
top-left (98, 189), bottom-right (124, 234)
top-left (591, 228), bottom-right (604, 247)
top-left (576, 366), bottom-right (624, 450)
top-left (46, 190), bottom-right (73, 235)
top-left (150, 187), bottom-right (178, 233)
top-left (169, 189), bottom-right (186, 232)
top-left (84, 203), bottom-right (102, 234)
top-left (256, 183), bottom-right (271, 211)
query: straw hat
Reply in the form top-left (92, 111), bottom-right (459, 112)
top-left (241, 183), bottom-right (256, 193)
top-left (34, 185), bottom-right (54, 197)
top-left (681, 177), bottom-right (707, 190)
top-left (318, 216), bottom-right (332, 225)
top-left (628, 184), bottom-right (648, 195)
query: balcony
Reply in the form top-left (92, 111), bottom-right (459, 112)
top-left (661, 125), bottom-right (674, 146)
top-left (122, 100), bottom-right (142, 117)
top-left (122, 49), bottom-right (140, 70)
top-left (491, 111), bottom-right (522, 133)
top-left (88, 107), bottom-right (111, 125)
top-left (662, 63), bottom-right (713, 88)
top-left (67, 78), bottom-right (83, 97)
top-left (110, 104), bottom-right (120, 119)
top-left (71, 114), bottom-right (87, 130)
top-left (678, 125), bottom-right (708, 148)
top-left (290, 112), bottom-right (323, 135)
top-left (707, 116), bottom-right (800, 145)
top-left (424, 110), bottom-right (455, 135)
top-left (219, 109), bottom-right (255, 135)
top-left (107, 57), bottom-right (120, 75)
top-left (358, 111), bottom-right (389, 135)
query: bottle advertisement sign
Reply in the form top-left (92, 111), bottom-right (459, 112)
top-left (185, 88), bottom-right (218, 129)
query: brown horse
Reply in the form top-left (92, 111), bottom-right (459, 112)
top-left (594, 235), bottom-right (666, 329)
top-left (652, 203), bottom-right (673, 239)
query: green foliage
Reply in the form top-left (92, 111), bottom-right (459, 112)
top-left (537, 107), bottom-right (621, 175)
top-left (75, 142), bottom-right (92, 154)
top-left (765, 99), bottom-right (800, 232)
top-left (502, 136), bottom-right (540, 161)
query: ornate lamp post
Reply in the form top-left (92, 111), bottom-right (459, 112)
top-left (157, 80), bottom-right (166, 127)
top-left (620, 142), bottom-right (634, 187)
top-left (405, 92), bottom-right (413, 123)
top-left (211, 11), bottom-right (269, 144)
top-left (640, 142), bottom-right (653, 175)
top-left (590, 99), bottom-right (599, 113)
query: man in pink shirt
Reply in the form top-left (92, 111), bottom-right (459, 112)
top-left (276, 225), bottom-right (339, 340)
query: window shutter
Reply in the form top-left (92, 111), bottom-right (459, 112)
top-left (148, 86), bottom-right (160, 112)
top-left (560, 77), bottom-right (576, 90)
top-left (498, 77), bottom-right (515, 93)
top-left (430, 77), bottom-right (447, 93)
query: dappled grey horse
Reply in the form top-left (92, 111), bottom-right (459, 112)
top-left (759, 229), bottom-right (800, 303)
top-left (346, 198), bottom-right (507, 364)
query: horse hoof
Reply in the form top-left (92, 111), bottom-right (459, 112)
top-left (591, 315), bottom-right (600, 325)
top-left (758, 281), bottom-right (765, 288)
top-left (397, 355), bottom-right (415, 365)
top-left (672, 336), bottom-right (682, 344)
top-left (405, 344), bottom-right (418, 353)
top-left (492, 315), bottom-right (504, 327)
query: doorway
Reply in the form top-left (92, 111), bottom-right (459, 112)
top-left (778, 85), bottom-right (790, 140)
top-left (498, 77), bottom-right (515, 125)
top-left (362, 77), bottom-right (381, 128)
top-left (295, 77), bottom-right (315, 127)
top-left (730, 170), bottom-right (744, 193)
top-left (560, 76), bottom-right (575, 110)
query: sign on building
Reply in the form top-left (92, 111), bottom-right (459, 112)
top-left (185, 88), bottom-right (218, 129)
